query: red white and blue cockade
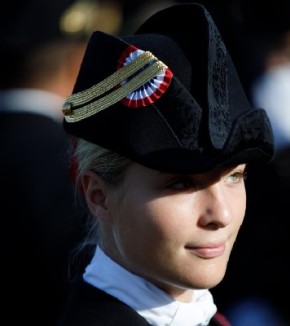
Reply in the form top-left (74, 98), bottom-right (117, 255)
top-left (117, 45), bottom-right (173, 108)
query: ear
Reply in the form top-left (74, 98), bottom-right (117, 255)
top-left (81, 170), bottom-right (110, 221)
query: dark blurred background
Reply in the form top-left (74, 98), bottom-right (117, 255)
top-left (1, 1), bottom-right (289, 325)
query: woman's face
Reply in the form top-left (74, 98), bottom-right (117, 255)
top-left (93, 162), bottom-right (247, 300)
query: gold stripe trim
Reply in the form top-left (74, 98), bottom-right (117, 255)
top-left (65, 51), bottom-right (157, 107)
top-left (64, 60), bottom-right (167, 123)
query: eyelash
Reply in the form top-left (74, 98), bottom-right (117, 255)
top-left (166, 171), bottom-right (247, 190)
top-left (226, 171), bottom-right (247, 184)
top-left (166, 177), bottom-right (197, 190)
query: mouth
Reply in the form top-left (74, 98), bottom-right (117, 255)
top-left (185, 243), bottom-right (226, 259)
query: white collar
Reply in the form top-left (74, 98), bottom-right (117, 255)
top-left (83, 246), bottom-right (217, 326)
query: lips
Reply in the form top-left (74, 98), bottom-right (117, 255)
top-left (185, 243), bottom-right (226, 259)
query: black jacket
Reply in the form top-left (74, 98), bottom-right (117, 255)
top-left (0, 111), bottom-right (87, 326)
top-left (58, 277), bottom-right (230, 326)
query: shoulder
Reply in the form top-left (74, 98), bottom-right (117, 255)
top-left (58, 276), bottom-right (151, 326)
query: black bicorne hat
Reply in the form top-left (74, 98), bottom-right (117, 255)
top-left (62, 3), bottom-right (274, 173)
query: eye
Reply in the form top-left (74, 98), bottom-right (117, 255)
top-left (166, 176), bottom-right (197, 190)
top-left (227, 171), bottom-right (247, 184)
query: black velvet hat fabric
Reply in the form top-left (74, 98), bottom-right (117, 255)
top-left (63, 3), bottom-right (274, 173)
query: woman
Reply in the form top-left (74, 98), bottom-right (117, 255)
top-left (58, 3), bottom-right (274, 325)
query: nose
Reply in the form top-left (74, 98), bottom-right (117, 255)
top-left (198, 183), bottom-right (232, 229)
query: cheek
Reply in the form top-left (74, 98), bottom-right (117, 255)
top-left (120, 198), bottom-right (177, 241)
top-left (138, 195), bottom-right (195, 235)
top-left (237, 189), bottom-right (247, 223)
top-left (230, 188), bottom-right (247, 236)
top-left (115, 195), bottom-right (189, 256)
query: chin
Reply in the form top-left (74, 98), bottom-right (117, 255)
top-left (192, 264), bottom-right (227, 289)
top-left (198, 276), bottom-right (225, 289)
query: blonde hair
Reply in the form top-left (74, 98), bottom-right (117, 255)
top-left (73, 137), bottom-right (131, 188)
top-left (69, 137), bottom-right (131, 276)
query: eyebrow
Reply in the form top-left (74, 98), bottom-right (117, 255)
top-left (156, 164), bottom-right (247, 177)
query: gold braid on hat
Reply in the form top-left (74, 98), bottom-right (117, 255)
top-left (62, 51), bottom-right (168, 123)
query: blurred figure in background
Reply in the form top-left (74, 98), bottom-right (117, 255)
top-left (0, 0), bottom-right (123, 325)
top-left (251, 31), bottom-right (290, 153)
top-left (231, 14), bottom-right (290, 326)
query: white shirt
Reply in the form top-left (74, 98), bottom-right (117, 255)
top-left (84, 246), bottom-right (217, 326)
